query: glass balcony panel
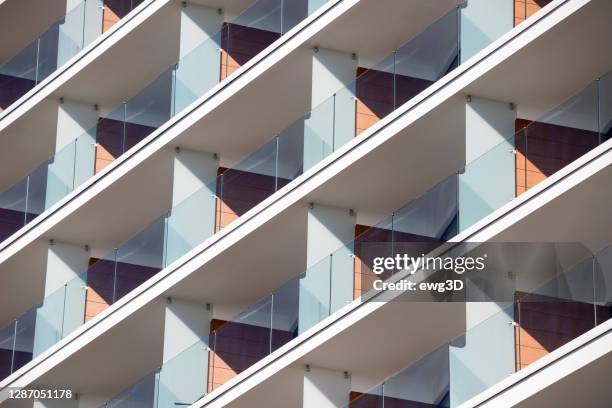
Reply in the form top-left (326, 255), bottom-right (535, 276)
top-left (165, 183), bottom-right (216, 267)
top-left (173, 32), bottom-right (222, 115)
top-left (298, 255), bottom-right (332, 335)
top-left (330, 243), bottom-right (355, 315)
top-left (25, 161), bottom-right (53, 224)
top-left (218, 139), bottom-right (278, 230)
top-left (522, 81), bottom-right (600, 191)
top-left (392, 174), bottom-right (458, 253)
top-left (114, 217), bottom-right (166, 302)
top-left (210, 296), bottom-right (272, 391)
top-left (458, 135), bottom-right (516, 233)
top-left (31, 285), bottom-right (66, 359)
top-left (281, 0), bottom-right (309, 34)
top-left (124, 67), bottom-right (174, 152)
top-left (105, 368), bottom-right (159, 408)
top-left (84, 0), bottom-right (104, 45)
top-left (55, 2), bottom-right (88, 70)
top-left (600, 72), bottom-right (612, 142)
top-left (63, 272), bottom-right (88, 337)
top-left (383, 346), bottom-right (450, 407)
top-left (355, 53), bottom-right (396, 135)
top-left (276, 118), bottom-right (308, 189)
top-left (331, 83), bottom-right (357, 151)
top-left (394, 8), bottom-right (459, 107)
top-left (0, 320), bottom-right (16, 379)
top-left (595, 245), bottom-right (612, 326)
top-left (460, 0), bottom-right (513, 63)
top-left (44, 139), bottom-right (79, 211)
top-left (73, 132), bottom-right (97, 188)
top-left (271, 278), bottom-right (299, 352)
top-left (84, 251), bottom-right (119, 322)
top-left (0, 178), bottom-right (28, 242)
top-left (516, 251), bottom-right (596, 374)
top-left (232, 0), bottom-right (282, 35)
top-left (13, 308), bottom-right (36, 373)
top-left (37, 17), bottom-right (64, 84)
top-left (221, 1), bottom-right (282, 80)
top-left (95, 105), bottom-right (127, 174)
top-left (348, 383), bottom-right (384, 408)
top-left (0, 41), bottom-right (38, 109)
top-left (157, 340), bottom-right (209, 407)
top-left (449, 305), bottom-right (515, 407)
top-left (303, 96), bottom-right (334, 172)
top-left (354, 217), bottom-right (393, 302)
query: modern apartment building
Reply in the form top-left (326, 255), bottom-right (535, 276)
top-left (0, 0), bottom-right (610, 406)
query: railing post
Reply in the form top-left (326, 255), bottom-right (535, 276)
top-left (392, 51), bottom-right (397, 110)
top-left (274, 136), bottom-right (279, 192)
top-left (280, 0), bottom-right (284, 35)
top-left (10, 319), bottom-right (17, 374)
top-left (24, 175), bottom-right (30, 226)
top-left (328, 253), bottom-right (333, 316)
top-left (121, 102), bottom-right (127, 154)
top-left (592, 254), bottom-right (598, 326)
top-left (332, 93), bottom-right (336, 151)
top-left (596, 78), bottom-right (602, 145)
top-left (72, 138), bottom-right (78, 190)
top-left (112, 248), bottom-right (118, 303)
top-left (35, 38), bottom-right (41, 84)
top-left (60, 283), bottom-right (68, 339)
top-left (269, 293), bottom-right (274, 354)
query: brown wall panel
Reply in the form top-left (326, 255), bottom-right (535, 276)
top-left (85, 257), bottom-right (159, 322)
top-left (207, 318), bottom-right (293, 392)
top-left (514, 118), bottom-right (599, 195)
top-left (514, 0), bottom-right (554, 27)
top-left (513, 291), bottom-right (609, 370)
top-left (219, 23), bottom-right (280, 81)
top-left (355, 68), bottom-right (432, 136)
top-left (214, 167), bottom-right (286, 232)
top-left (94, 117), bottom-right (157, 174)
top-left (103, 0), bottom-right (145, 32)
top-left (353, 224), bottom-right (441, 299)
top-left (0, 74), bottom-right (35, 111)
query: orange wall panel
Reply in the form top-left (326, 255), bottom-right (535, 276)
top-left (513, 292), bottom-right (608, 370)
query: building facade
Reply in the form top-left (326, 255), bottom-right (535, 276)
top-left (0, 0), bottom-right (610, 406)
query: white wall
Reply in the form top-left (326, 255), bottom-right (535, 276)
top-left (303, 366), bottom-right (350, 408)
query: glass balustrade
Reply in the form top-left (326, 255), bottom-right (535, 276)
top-left (347, 243), bottom-right (612, 408)
top-left (100, 68), bottom-right (612, 404)
top-left (0, 0), bottom-right (149, 112)
top-left (1, 0), bottom-right (606, 390)
top-left (0, 0), bottom-right (328, 243)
